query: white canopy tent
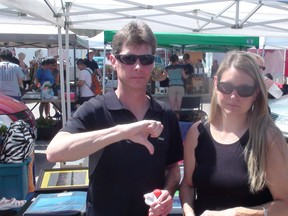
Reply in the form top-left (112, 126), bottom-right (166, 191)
top-left (80, 32), bottom-right (112, 50)
top-left (1, 0), bottom-right (288, 37)
top-left (262, 37), bottom-right (288, 49)
top-left (259, 37), bottom-right (288, 81)
top-left (1, 0), bottom-right (288, 121)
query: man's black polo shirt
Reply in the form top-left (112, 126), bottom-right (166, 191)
top-left (61, 90), bottom-right (183, 216)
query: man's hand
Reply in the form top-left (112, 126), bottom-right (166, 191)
top-left (123, 120), bottom-right (163, 155)
top-left (148, 189), bottom-right (173, 216)
top-left (263, 76), bottom-right (274, 89)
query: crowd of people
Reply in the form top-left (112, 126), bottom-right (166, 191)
top-left (0, 47), bottom-right (104, 118)
top-left (45, 21), bottom-right (288, 216)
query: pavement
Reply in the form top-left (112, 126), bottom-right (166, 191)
top-left (34, 140), bottom-right (56, 182)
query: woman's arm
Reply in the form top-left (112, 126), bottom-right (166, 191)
top-left (180, 121), bottom-right (201, 216)
top-left (262, 131), bottom-right (288, 216)
top-left (182, 68), bottom-right (189, 79)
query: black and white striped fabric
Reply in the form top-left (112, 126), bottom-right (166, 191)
top-left (0, 120), bottom-right (35, 163)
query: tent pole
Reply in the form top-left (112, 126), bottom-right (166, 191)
top-left (73, 45), bottom-right (77, 104)
top-left (58, 26), bottom-right (67, 125)
top-left (102, 44), bottom-right (107, 94)
top-left (65, 27), bottom-right (71, 118)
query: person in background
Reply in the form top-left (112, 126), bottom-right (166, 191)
top-left (183, 53), bottom-right (194, 94)
top-left (29, 59), bottom-right (39, 86)
top-left (183, 53), bottom-right (194, 76)
top-left (195, 59), bottom-right (204, 73)
top-left (0, 49), bottom-right (24, 101)
top-left (264, 73), bottom-right (283, 99)
top-left (252, 53), bottom-right (283, 99)
top-left (51, 59), bottom-right (60, 95)
top-left (210, 59), bottom-right (219, 78)
top-left (180, 51), bottom-right (288, 216)
top-left (84, 49), bottom-right (102, 79)
top-left (51, 59), bottom-right (61, 117)
top-left (47, 20), bottom-right (183, 216)
top-left (35, 59), bottom-right (55, 118)
top-left (76, 58), bottom-right (95, 105)
top-left (157, 54), bottom-right (188, 112)
top-left (18, 52), bottom-right (31, 90)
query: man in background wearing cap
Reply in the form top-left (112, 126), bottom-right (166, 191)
top-left (84, 49), bottom-right (102, 80)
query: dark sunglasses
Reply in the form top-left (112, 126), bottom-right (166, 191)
top-left (114, 54), bottom-right (155, 65)
top-left (259, 65), bottom-right (266, 71)
top-left (217, 82), bottom-right (256, 97)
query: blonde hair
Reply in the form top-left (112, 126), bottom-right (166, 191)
top-left (18, 52), bottom-right (26, 60)
top-left (208, 51), bottom-right (279, 192)
top-left (251, 53), bottom-right (265, 66)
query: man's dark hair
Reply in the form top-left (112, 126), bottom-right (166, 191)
top-left (112, 21), bottom-right (157, 55)
top-left (0, 49), bottom-right (13, 60)
top-left (41, 60), bottom-right (47, 66)
top-left (170, 54), bottom-right (179, 63)
top-left (9, 56), bottom-right (20, 65)
top-left (45, 58), bottom-right (56, 65)
top-left (76, 58), bottom-right (86, 66)
top-left (183, 53), bottom-right (190, 61)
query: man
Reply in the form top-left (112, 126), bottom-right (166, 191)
top-left (0, 49), bottom-right (24, 101)
top-left (252, 53), bottom-right (283, 99)
top-left (76, 58), bottom-right (95, 105)
top-left (195, 59), bottom-right (204, 73)
top-left (183, 53), bottom-right (194, 94)
top-left (47, 21), bottom-right (183, 216)
top-left (84, 49), bottom-right (102, 78)
top-left (183, 53), bottom-right (194, 76)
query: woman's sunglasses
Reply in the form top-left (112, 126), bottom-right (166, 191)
top-left (217, 82), bottom-right (256, 97)
top-left (114, 54), bottom-right (155, 65)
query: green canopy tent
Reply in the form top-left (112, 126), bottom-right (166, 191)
top-left (103, 30), bottom-right (259, 52)
top-left (101, 30), bottom-right (259, 93)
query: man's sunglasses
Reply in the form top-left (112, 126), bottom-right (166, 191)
top-left (114, 54), bottom-right (155, 65)
top-left (217, 82), bottom-right (256, 97)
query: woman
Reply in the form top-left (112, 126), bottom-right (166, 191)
top-left (180, 51), bottom-right (288, 216)
top-left (157, 54), bottom-right (188, 111)
top-left (76, 58), bottom-right (95, 105)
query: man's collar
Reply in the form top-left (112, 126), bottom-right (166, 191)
top-left (103, 90), bottom-right (162, 112)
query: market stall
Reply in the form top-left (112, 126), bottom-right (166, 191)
top-left (103, 30), bottom-right (259, 96)
top-left (0, 32), bottom-right (89, 124)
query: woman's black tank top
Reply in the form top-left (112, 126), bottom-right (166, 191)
top-left (192, 123), bottom-right (272, 215)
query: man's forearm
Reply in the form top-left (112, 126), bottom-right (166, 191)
top-left (164, 163), bottom-right (181, 196)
